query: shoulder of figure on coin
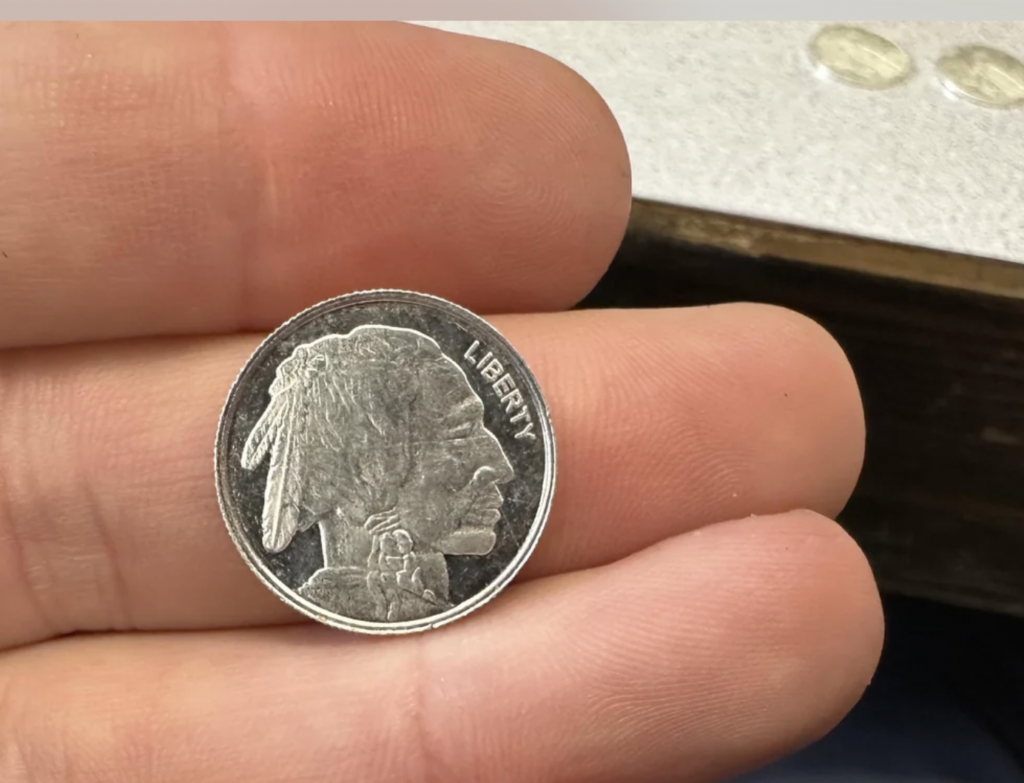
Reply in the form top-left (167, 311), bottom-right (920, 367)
top-left (214, 289), bottom-right (556, 635)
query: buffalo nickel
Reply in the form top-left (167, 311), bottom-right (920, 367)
top-left (215, 289), bottom-right (555, 634)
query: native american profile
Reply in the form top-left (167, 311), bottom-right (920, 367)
top-left (240, 325), bottom-right (514, 623)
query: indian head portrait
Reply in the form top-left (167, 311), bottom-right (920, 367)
top-left (239, 325), bottom-right (516, 624)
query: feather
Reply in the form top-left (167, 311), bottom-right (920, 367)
top-left (260, 390), bottom-right (307, 553)
top-left (242, 346), bottom-right (343, 552)
top-left (241, 394), bottom-right (284, 471)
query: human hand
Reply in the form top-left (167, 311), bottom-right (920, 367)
top-left (0, 22), bottom-right (882, 782)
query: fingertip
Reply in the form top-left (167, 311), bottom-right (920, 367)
top-left (618, 509), bottom-right (884, 775)
top-left (715, 303), bottom-right (867, 519)
top-left (228, 21), bottom-right (634, 318)
top-left (424, 25), bottom-right (634, 308)
top-left (415, 508), bottom-right (883, 783)
top-left (747, 509), bottom-right (884, 746)
top-left (433, 25), bottom-right (634, 306)
top-left (501, 39), bottom-right (634, 304)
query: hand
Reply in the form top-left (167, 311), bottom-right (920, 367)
top-left (0, 22), bottom-right (882, 782)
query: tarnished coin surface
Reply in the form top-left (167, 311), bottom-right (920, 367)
top-left (215, 289), bottom-right (555, 634)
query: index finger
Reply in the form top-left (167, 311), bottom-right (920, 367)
top-left (0, 22), bottom-right (631, 348)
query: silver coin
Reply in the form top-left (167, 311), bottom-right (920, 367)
top-left (215, 289), bottom-right (555, 634)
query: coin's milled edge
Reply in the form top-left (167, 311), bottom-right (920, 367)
top-left (213, 288), bottom-right (556, 635)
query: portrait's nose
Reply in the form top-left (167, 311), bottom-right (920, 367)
top-left (481, 435), bottom-right (514, 484)
top-left (474, 462), bottom-right (513, 490)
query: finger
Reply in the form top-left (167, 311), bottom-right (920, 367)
top-left (0, 22), bottom-right (630, 348)
top-left (0, 511), bottom-right (883, 783)
top-left (0, 304), bottom-right (864, 649)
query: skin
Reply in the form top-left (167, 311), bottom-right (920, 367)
top-left (0, 22), bottom-right (883, 783)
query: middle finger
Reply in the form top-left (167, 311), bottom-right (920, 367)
top-left (0, 304), bottom-right (864, 649)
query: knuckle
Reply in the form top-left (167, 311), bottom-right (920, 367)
top-left (0, 351), bottom-right (130, 648)
top-left (0, 354), bottom-right (58, 644)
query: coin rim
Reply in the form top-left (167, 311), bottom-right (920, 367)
top-left (214, 289), bottom-right (556, 635)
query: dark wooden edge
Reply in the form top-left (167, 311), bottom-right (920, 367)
top-left (630, 198), bottom-right (1024, 301)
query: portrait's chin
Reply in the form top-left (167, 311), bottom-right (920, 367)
top-left (437, 527), bottom-right (497, 556)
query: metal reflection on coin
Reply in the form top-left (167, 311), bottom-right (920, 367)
top-left (809, 25), bottom-right (912, 90)
top-left (215, 290), bottom-right (555, 634)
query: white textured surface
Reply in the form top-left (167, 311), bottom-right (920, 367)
top-left (420, 22), bottom-right (1024, 263)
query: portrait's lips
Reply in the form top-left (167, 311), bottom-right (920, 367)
top-left (461, 484), bottom-right (504, 528)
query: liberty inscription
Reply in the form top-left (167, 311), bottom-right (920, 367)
top-left (464, 340), bottom-right (536, 442)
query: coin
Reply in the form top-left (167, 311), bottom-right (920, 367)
top-left (936, 45), bottom-right (1024, 109)
top-left (215, 289), bottom-right (555, 634)
top-left (808, 25), bottom-right (913, 90)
